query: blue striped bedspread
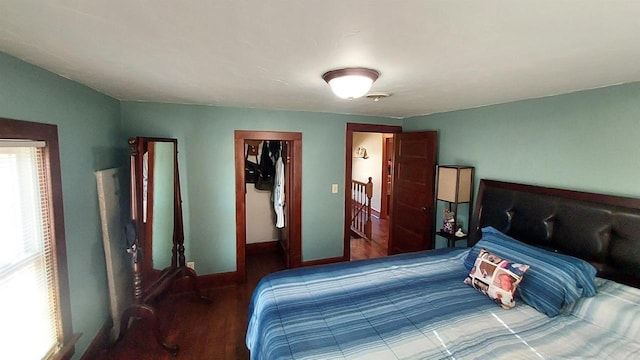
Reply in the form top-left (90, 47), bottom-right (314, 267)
top-left (246, 249), bottom-right (640, 359)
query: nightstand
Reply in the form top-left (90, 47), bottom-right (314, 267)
top-left (436, 230), bottom-right (468, 248)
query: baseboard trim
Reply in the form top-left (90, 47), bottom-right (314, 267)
top-left (80, 318), bottom-right (112, 360)
top-left (246, 240), bottom-right (280, 255)
top-left (301, 256), bottom-right (346, 267)
top-left (170, 270), bottom-right (240, 293)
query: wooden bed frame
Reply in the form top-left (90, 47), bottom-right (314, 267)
top-left (469, 179), bottom-right (640, 288)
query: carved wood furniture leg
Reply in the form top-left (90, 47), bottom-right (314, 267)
top-left (113, 304), bottom-right (179, 355)
top-left (181, 266), bottom-right (212, 302)
top-left (178, 243), bottom-right (186, 267)
top-left (141, 304), bottom-right (180, 356)
top-left (112, 306), bottom-right (135, 347)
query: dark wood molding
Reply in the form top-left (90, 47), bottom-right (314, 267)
top-left (301, 256), bottom-right (345, 267)
top-left (234, 135), bottom-right (248, 281)
top-left (79, 320), bottom-right (111, 360)
top-left (52, 333), bottom-right (82, 360)
top-left (168, 271), bottom-right (241, 294)
top-left (234, 130), bottom-right (303, 282)
top-left (344, 123), bottom-right (402, 261)
top-left (380, 134), bottom-right (393, 220)
top-left (289, 139), bottom-right (303, 268)
top-left (0, 117), bottom-right (76, 359)
top-left (246, 241), bottom-right (281, 255)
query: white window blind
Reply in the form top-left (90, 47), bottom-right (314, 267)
top-left (0, 142), bottom-right (63, 359)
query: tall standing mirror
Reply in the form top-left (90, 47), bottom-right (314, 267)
top-left (114, 137), bottom-right (207, 355)
top-left (130, 137), bottom-right (182, 283)
top-left (149, 141), bottom-right (174, 270)
top-left (143, 140), bottom-right (176, 275)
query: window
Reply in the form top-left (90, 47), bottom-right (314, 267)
top-left (0, 118), bottom-right (77, 359)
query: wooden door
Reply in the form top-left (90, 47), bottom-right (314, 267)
top-left (388, 131), bottom-right (438, 254)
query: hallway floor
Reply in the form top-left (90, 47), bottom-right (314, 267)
top-left (350, 216), bottom-right (389, 261)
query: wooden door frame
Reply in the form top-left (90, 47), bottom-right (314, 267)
top-left (235, 130), bottom-right (302, 282)
top-left (380, 134), bottom-right (394, 220)
top-left (344, 123), bottom-right (402, 261)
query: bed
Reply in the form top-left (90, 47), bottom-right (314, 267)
top-left (246, 180), bottom-right (640, 359)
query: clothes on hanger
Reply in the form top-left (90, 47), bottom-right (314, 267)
top-left (269, 140), bottom-right (281, 161)
top-left (273, 144), bottom-right (285, 228)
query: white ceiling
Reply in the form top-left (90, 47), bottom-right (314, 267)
top-left (1, 1), bottom-right (640, 119)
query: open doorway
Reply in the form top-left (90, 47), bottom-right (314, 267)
top-left (344, 123), bottom-right (402, 261)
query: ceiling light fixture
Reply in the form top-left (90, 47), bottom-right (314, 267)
top-left (322, 67), bottom-right (380, 100)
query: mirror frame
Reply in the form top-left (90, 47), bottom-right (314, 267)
top-left (117, 137), bottom-right (206, 355)
top-left (129, 137), bottom-right (184, 286)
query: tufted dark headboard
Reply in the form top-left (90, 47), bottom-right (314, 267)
top-left (469, 179), bottom-right (640, 288)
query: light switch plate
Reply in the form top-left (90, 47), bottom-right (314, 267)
top-left (331, 184), bottom-right (338, 193)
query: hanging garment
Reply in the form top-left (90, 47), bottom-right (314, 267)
top-left (256, 141), bottom-right (275, 191)
top-left (245, 145), bottom-right (260, 184)
top-left (269, 140), bottom-right (281, 161)
top-left (273, 156), bottom-right (285, 228)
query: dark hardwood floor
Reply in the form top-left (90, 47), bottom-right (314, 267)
top-left (350, 216), bottom-right (389, 261)
top-left (92, 219), bottom-right (389, 360)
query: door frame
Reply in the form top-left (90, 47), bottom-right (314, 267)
top-left (344, 123), bottom-right (402, 261)
top-left (380, 134), bottom-right (394, 219)
top-left (235, 130), bottom-right (302, 282)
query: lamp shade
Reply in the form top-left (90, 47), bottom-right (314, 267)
top-left (436, 166), bottom-right (473, 203)
top-left (322, 68), bottom-right (379, 99)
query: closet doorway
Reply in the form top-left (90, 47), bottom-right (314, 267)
top-left (234, 131), bottom-right (302, 282)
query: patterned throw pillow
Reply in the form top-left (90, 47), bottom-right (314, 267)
top-left (464, 249), bottom-right (529, 309)
top-left (465, 227), bottom-right (598, 317)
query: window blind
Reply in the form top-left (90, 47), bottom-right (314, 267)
top-left (0, 143), bottom-right (63, 359)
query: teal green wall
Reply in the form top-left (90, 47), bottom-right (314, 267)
top-left (405, 82), bottom-right (640, 197)
top-left (0, 53), bottom-right (121, 356)
top-left (406, 83), bottom-right (640, 248)
top-left (120, 102), bottom-right (401, 274)
top-left (5, 46), bottom-right (640, 357)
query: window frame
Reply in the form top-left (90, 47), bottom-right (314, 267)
top-left (0, 117), bottom-right (78, 359)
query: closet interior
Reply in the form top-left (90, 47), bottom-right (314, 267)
top-left (244, 140), bottom-right (289, 265)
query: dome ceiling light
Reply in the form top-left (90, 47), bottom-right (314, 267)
top-left (322, 67), bottom-right (380, 100)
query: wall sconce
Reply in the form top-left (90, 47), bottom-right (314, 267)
top-left (322, 67), bottom-right (380, 100)
top-left (354, 146), bottom-right (369, 159)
